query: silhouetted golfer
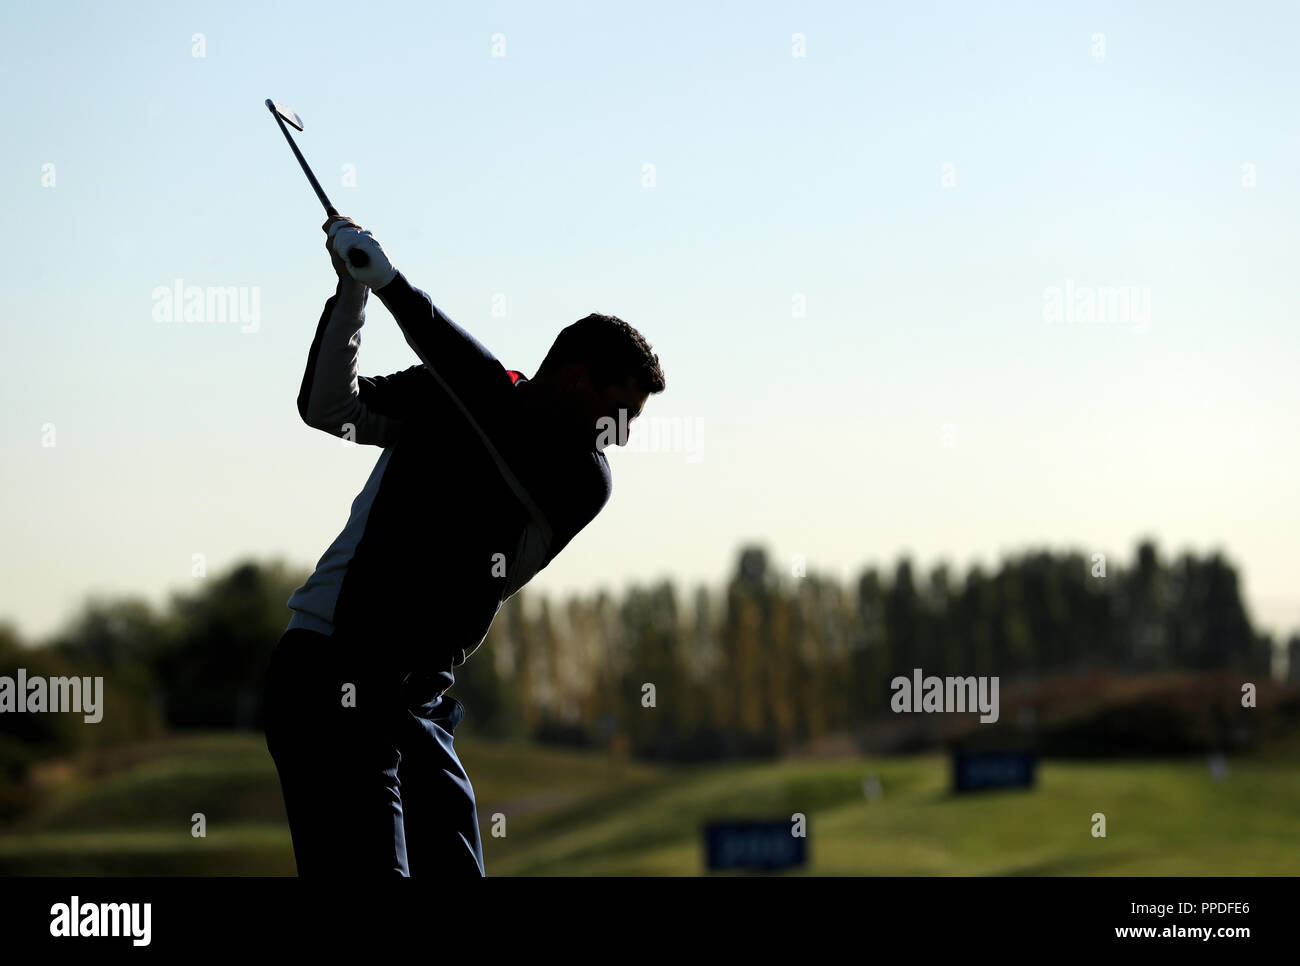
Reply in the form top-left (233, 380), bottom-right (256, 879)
top-left (262, 215), bottom-right (665, 876)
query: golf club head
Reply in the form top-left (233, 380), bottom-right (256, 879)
top-left (265, 98), bottom-right (304, 131)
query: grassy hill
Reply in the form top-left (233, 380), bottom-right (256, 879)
top-left (0, 732), bottom-right (1297, 875)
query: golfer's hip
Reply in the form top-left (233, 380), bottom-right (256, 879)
top-left (267, 625), bottom-right (454, 713)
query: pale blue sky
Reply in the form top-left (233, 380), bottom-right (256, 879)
top-left (2, 1), bottom-right (1297, 650)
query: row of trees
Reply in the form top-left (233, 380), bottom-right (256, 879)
top-left (471, 542), bottom-right (1289, 757)
top-left (0, 541), bottom-right (1295, 776)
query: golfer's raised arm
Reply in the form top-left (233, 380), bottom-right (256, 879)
top-left (297, 276), bottom-right (405, 447)
top-left (373, 271), bottom-right (515, 428)
top-left (324, 217), bottom-right (515, 431)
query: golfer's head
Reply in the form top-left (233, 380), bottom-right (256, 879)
top-left (533, 313), bottom-right (665, 448)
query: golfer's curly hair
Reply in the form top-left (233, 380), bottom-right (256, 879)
top-left (536, 313), bottom-right (666, 395)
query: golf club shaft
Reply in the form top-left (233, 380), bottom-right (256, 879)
top-left (267, 106), bottom-right (370, 268)
top-left (270, 111), bottom-right (334, 212)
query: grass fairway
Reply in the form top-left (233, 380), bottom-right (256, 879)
top-left (0, 732), bottom-right (1296, 875)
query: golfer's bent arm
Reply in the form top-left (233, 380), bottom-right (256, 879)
top-left (373, 271), bottom-right (557, 542)
top-left (298, 277), bottom-right (423, 446)
top-left (372, 271), bottom-right (516, 437)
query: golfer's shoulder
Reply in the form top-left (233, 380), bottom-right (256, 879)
top-left (427, 354), bottom-right (523, 403)
top-left (540, 449), bottom-right (610, 562)
top-left (574, 450), bottom-right (612, 535)
top-left (585, 448), bottom-right (613, 511)
top-left (550, 446), bottom-right (609, 521)
top-left (389, 359), bottom-right (518, 429)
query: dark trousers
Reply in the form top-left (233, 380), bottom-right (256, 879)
top-left (262, 626), bottom-right (485, 876)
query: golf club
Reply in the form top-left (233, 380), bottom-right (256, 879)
top-left (264, 98), bottom-right (370, 268)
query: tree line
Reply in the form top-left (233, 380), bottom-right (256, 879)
top-left (1, 539), bottom-right (1296, 786)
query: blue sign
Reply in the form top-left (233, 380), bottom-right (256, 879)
top-left (704, 820), bottom-right (807, 872)
top-left (952, 750), bottom-right (1037, 793)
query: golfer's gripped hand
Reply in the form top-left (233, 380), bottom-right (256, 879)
top-left (322, 216), bottom-right (353, 280)
top-left (323, 215), bottom-right (399, 290)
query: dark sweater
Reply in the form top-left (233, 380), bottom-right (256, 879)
top-left (286, 272), bottom-right (611, 680)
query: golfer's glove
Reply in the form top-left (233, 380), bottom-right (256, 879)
top-left (327, 222), bottom-right (399, 290)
